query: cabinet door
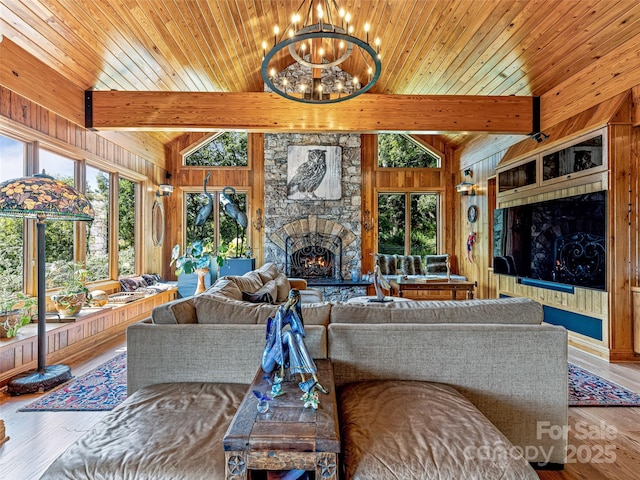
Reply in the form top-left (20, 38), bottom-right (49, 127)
top-left (541, 131), bottom-right (606, 185)
top-left (497, 158), bottom-right (537, 194)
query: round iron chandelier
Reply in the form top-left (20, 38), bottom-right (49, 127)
top-left (261, 0), bottom-right (382, 104)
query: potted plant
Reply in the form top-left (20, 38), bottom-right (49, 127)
top-left (0, 291), bottom-right (36, 338)
top-left (171, 241), bottom-right (217, 295)
top-left (50, 263), bottom-right (91, 316)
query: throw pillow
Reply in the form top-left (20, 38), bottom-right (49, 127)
top-left (242, 279), bottom-right (277, 304)
top-left (206, 278), bottom-right (243, 301)
top-left (274, 274), bottom-right (291, 302)
top-left (225, 271), bottom-right (263, 294)
top-left (399, 256), bottom-right (415, 275)
top-left (141, 273), bottom-right (161, 285)
top-left (374, 254), bottom-right (397, 275)
top-left (119, 276), bottom-right (148, 292)
top-left (424, 254), bottom-right (449, 274)
top-left (256, 263), bottom-right (281, 283)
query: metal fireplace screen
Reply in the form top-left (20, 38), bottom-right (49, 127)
top-left (286, 233), bottom-right (342, 279)
top-left (553, 232), bottom-right (605, 289)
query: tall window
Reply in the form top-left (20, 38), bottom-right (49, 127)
top-left (377, 133), bottom-right (441, 256)
top-left (118, 177), bottom-right (137, 276)
top-left (378, 193), bottom-right (439, 256)
top-left (184, 132), bottom-right (248, 166)
top-left (0, 135), bottom-right (25, 293)
top-left (41, 149), bottom-right (76, 288)
top-left (186, 190), bottom-right (247, 256)
top-left (377, 133), bottom-right (440, 168)
top-left (85, 165), bottom-right (110, 281)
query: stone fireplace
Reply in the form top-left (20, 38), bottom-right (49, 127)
top-left (286, 232), bottom-right (343, 280)
top-left (263, 132), bottom-right (364, 301)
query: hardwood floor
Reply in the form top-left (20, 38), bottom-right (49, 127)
top-left (0, 333), bottom-right (127, 480)
top-left (1, 336), bottom-right (639, 480)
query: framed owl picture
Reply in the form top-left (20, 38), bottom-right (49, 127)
top-left (287, 145), bottom-right (342, 200)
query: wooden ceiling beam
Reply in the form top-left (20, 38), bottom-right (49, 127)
top-left (86, 91), bottom-right (535, 134)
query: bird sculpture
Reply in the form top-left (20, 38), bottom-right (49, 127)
top-left (369, 264), bottom-right (393, 303)
top-left (220, 186), bottom-right (248, 256)
top-left (194, 172), bottom-right (213, 228)
top-left (287, 149), bottom-right (327, 199)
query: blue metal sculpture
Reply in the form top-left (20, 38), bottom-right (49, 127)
top-left (220, 186), bottom-right (248, 256)
top-left (194, 172), bottom-right (213, 228)
top-left (261, 289), bottom-right (327, 396)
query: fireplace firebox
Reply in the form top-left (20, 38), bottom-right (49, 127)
top-left (285, 233), bottom-right (342, 280)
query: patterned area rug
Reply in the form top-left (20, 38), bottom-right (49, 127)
top-left (16, 355), bottom-right (640, 411)
top-left (568, 363), bottom-right (640, 407)
top-left (19, 352), bottom-right (127, 412)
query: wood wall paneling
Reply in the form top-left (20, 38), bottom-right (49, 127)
top-left (163, 132), bottom-right (265, 279)
top-left (0, 86), bottom-right (167, 281)
top-left (458, 92), bottom-right (640, 361)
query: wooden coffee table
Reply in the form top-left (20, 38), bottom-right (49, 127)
top-left (389, 278), bottom-right (476, 299)
top-left (223, 359), bottom-right (340, 479)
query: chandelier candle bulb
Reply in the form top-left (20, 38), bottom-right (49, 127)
top-left (364, 22), bottom-right (370, 43)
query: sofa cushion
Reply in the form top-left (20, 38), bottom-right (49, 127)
top-left (242, 279), bottom-right (277, 304)
top-left (151, 297), bottom-right (197, 324)
top-left (338, 380), bottom-right (537, 480)
top-left (374, 254), bottom-right (397, 275)
top-left (40, 382), bottom-right (247, 480)
top-left (256, 262), bottom-right (281, 283)
top-left (330, 297), bottom-right (543, 324)
top-left (225, 271), bottom-right (264, 294)
top-left (274, 273), bottom-right (292, 302)
top-left (205, 278), bottom-right (244, 301)
top-left (194, 294), bottom-right (277, 324)
top-left (253, 301), bottom-right (332, 327)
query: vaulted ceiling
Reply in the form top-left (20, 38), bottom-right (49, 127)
top-left (2, 0), bottom-right (640, 149)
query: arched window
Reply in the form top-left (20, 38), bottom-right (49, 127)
top-left (377, 133), bottom-right (440, 168)
top-left (183, 132), bottom-right (248, 167)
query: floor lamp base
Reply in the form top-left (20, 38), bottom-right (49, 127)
top-left (6, 364), bottom-right (72, 396)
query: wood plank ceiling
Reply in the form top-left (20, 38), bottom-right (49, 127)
top-left (1, 0), bottom-right (640, 149)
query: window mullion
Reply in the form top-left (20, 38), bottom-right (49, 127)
top-left (405, 193), bottom-right (411, 255)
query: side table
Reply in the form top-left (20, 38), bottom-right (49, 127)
top-left (223, 359), bottom-right (340, 479)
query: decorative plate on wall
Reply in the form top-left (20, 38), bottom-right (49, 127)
top-left (467, 205), bottom-right (478, 223)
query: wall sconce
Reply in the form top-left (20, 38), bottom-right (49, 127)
top-left (252, 208), bottom-right (264, 231)
top-left (362, 209), bottom-right (374, 231)
top-left (156, 183), bottom-right (174, 197)
top-left (455, 168), bottom-right (476, 196)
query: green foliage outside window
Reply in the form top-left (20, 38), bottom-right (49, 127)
top-left (118, 177), bottom-right (136, 276)
top-left (186, 191), bottom-right (247, 257)
top-left (377, 193), bottom-right (438, 256)
top-left (377, 194), bottom-right (406, 255)
top-left (377, 134), bottom-right (439, 256)
top-left (410, 194), bottom-right (438, 256)
top-left (0, 218), bottom-right (23, 293)
top-left (377, 133), bottom-right (439, 168)
top-left (184, 132), bottom-right (248, 166)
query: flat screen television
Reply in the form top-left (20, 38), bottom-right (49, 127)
top-left (493, 191), bottom-right (606, 291)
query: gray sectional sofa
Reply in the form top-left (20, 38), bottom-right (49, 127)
top-left (41, 267), bottom-right (568, 480)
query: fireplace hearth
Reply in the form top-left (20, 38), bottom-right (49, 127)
top-left (286, 232), bottom-right (343, 280)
